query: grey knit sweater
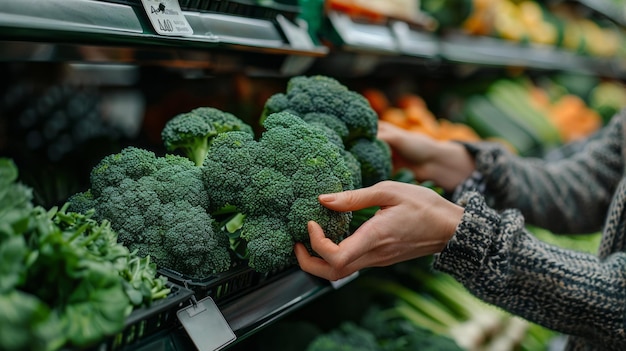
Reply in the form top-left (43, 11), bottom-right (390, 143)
top-left (433, 110), bottom-right (626, 350)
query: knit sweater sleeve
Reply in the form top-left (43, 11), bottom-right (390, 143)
top-left (433, 192), bottom-right (626, 346)
top-left (457, 112), bottom-right (624, 234)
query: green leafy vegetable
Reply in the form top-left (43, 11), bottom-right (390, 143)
top-left (0, 158), bottom-right (171, 350)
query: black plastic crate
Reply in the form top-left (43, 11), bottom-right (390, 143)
top-left (159, 264), bottom-right (298, 305)
top-left (95, 283), bottom-right (195, 351)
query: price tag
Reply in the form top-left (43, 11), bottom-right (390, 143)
top-left (140, 0), bottom-right (193, 36)
top-left (177, 296), bottom-right (236, 351)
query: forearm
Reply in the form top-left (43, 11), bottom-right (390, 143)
top-left (433, 192), bottom-right (626, 346)
top-left (456, 113), bottom-right (624, 233)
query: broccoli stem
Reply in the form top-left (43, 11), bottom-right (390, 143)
top-left (188, 142), bottom-right (209, 167)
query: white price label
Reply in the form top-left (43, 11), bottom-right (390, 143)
top-left (177, 297), bottom-right (236, 351)
top-left (140, 0), bottom-right (193, 36)
top-left (330, 271), bottom-right (359, 289)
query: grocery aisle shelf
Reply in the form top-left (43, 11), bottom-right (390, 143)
top-left (0, 0), bottom-right (327, 75)
top-left (439, 32), bottom-right (626, 78)
top-left (575, 0), bottom-right (626, 27)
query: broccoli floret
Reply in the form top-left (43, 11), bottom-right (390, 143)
top-left (160, 201), bottom-right (231, 275)
top-left (342, 150), bottom-right (363, 189)
top-left (262, 75), bottom-right (378, 143)
top-left (152, 156), bottom-right (210, 209)
top-left (360, 306), bottom-right (464, 351)
top-left (89, 147), bottom-right (160, 196)
top-left (305, 305), bottom-right (464, 351)
top-left (203, 111), bottom-right (355, 272)
top-left (301, 112), bottom-right (350, 143)
top-left (288, 197), bottom-right (352, 243)
top-left (66, 189), bottom-right (96, 216)
top-left (240, 215), bottom-right (296, 273)
top-left (240, 168), bottom-right (295, 217)
top-left (348, 138), bottom-right (393, 187)
top-left (161, 107), bottom-right (254, 166)
top-left (202, 131), bottom-right (262, 208)
top-left (77, 146), bottom-right (232, 277)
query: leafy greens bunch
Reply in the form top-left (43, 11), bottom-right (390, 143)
top-left (0, 158), bottom-right (170, 351)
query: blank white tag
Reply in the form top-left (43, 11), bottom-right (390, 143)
top-left (177, 297), bottom-right (236, 351)
top-left (330, 271), bottom-right (359, 289)
top-left (140, 0), bottom-right (193, 36)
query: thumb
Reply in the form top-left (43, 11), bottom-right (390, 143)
top-left (318, 182), bottom-right (398, 212)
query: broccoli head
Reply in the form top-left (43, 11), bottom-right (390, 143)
top-left (348, 138), bottom-right (393, 187)
top-left (71, 146), bottom-right (231, 277)
top-left (161, 107), bottom-right (254, 166)
top-left (262, 75), bottom-right (392, 188)
top-left (262, 75), bottom-right (379, 143)
top-left (203, 111), bottom-right (355, 272)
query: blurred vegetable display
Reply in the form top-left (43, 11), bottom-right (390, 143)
top-left (459, 0), bottom-right (626, 57)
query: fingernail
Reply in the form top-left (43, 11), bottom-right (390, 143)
top-left (319, 194), bottom-right (335, 202)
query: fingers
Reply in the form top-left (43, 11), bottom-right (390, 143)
top-left (318, 181), bottom-right (400, 212)
top-left (294, 221), bottom-right (360, 281)
top-left (294, 242), bottom-right (335, 279)
top-left (377, 120), bottom-right (405, 142)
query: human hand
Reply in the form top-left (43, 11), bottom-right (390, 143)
top-left (378, 120), bottom-right (438, 179)
top-left (294, 181), bottom-right (464, 281)
top-left (378, 121), bottom-right (475, 191)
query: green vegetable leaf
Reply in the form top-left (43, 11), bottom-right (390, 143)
top-left (63, 262), bottom-right (130, 347)
top-left (0, 235), bottom-right (28, 293)
top-left (0, 291), bottom-right (65, 351)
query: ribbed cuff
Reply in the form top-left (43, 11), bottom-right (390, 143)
top-left (433, 191), bottom-right (500, 284)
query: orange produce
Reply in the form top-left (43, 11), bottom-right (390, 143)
top-left (362, 89), bottom-right (390, 116)
top-left (548, 95), bottom-right (602, 142)
top-left (368, 90), bottom-right (481, 142)
top-left (528, 86), bottom-right (603, 143)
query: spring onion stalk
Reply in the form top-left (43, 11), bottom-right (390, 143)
top-left (411, 270), bottom-right (507, 336)
top-left (391, 300), bottom-right (449, 335)
top-left (361, 277), bottom-right (489, 349)
top-left (483, 316), bottom-right (529, 351)
top-left (361, 278), bottom-right (459, 326)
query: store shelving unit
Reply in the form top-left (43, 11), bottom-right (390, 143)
top-left (1, 0), bottom-right (625, 350)
top-left (0, 0), bottom-right (327, 76)
top-left (575, 0), bottom-right (626, 27)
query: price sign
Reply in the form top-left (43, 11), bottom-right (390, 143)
top-left (177, 296), bottom-right (236, 351)
top-left (140, 0), bottom-right (193, 36)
